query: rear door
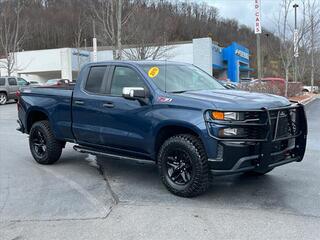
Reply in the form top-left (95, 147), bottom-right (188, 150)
top-left (72, 65), bottom-right (110, 145)
top-left (7, 78), bottom-right (19, 98)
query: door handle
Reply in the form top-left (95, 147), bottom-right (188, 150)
top-left (103, 102), bottom-right (114, 108)
top-left (74, 100), bottom-right (84, 105)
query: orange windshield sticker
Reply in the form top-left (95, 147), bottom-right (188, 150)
top-left (148, 67), bottom-right (160, 78)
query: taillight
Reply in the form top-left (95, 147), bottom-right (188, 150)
top-left (16, 90), bottom-right (21, 98)
top-left (16, 90), bottom-right (21, 110)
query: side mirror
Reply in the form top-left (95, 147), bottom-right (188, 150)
top-left (122, 87), bottom-right (146, 99)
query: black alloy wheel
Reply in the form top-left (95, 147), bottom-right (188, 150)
top-left (31, 128), bottom-right (47, 159)
top-left (165, 150), bottom-right (194, 185)
top-left (29, 120), bottom-right (63, 164)
top-left (158, 134), bottom-right (210, 197)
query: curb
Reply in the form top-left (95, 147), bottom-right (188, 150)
top-left (300, 96), bottom-right (317, 105)
top-left (289, 95), bottom-right (317, 106)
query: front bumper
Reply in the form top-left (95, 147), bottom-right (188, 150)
top-left (205, 103), bottom-right (308, 175)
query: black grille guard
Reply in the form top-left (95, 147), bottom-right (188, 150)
top-left (205, 103), bottom-right (308, 143)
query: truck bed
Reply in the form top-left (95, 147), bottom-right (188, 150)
top-left (19, 86), bottom-right (74, 141)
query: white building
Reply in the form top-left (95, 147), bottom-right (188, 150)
top-left (0, 48), bottom-right (90, 82)
top-left (0, 37), bottom-right (252, 83)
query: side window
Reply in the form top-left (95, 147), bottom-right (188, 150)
top-left (8, 78), bottom-right (17, 86)
top-left (110, 66), bottom-right (145, 96)
top-left (85, 66), bottom-right (108, 94)
top-left (0, 78), bottom-right (5, 86)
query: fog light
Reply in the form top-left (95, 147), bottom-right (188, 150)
top-left (219, 128), bottom-right (237, 137)
top-left (219, 128), bottom-right (246, 138)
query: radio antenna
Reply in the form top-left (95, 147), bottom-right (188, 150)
top-left (164, 31), bottom-right (167, 93)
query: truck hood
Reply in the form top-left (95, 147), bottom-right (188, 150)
top-left (178, 89), bottom-right (291, 110)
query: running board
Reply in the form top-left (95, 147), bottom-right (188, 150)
top-left (73, 145), bottom-right (152, 162)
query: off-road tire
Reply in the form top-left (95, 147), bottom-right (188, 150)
top-left (29, 120), bottom-right (62, 164)
top-left (157, 134), bottom-right (210, 197)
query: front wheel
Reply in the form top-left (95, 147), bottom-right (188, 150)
top-left (157, 134), bottom-right (210, 197)
top-left (29, 120), bottom-right (63, 164)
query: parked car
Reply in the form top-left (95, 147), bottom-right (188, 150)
top-left (44, 79), bottom-right (71, 87)
top-left (252, 77), bottom-right (286, 87)
top-left (0, 76), bottom-right (29, 105)
top-left (303, 85), bottom-right (319, 93)
top-left (250, 77), bottom-right (286, 95)
top-left (17, 61), bottom-right (308, 197)
top-left (217, 79), bottom-right (237, 89)
top-left (240, 77), bottom-right (254, 83)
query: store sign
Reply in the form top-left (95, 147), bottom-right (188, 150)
top-left (254, 0), bottom-right (261, 34)
top-left (235, 49), bottom-right (249, 60)
top-left (212, 45), bottom-right (222, 53)
top-left (72, 51), bottom-right (90, 57)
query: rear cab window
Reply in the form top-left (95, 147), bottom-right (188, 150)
top-left (85, 66), bottom-right (108, 94)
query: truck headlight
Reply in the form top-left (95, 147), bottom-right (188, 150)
top-left (211, 111), bottom-right (240, 121)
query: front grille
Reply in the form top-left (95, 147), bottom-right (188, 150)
top-left (269, 108), bottom-right (299, 140)
top-left (207, 104), bottom-right (304, 142)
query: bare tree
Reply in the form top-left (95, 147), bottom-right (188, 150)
top-left (0, 0), bottom-right (26, 76)
top-left (91, 0), bottom-right (134, 60)
top-left (276, 0), bottom-right (309, 96)
top-left (123, 1), bottom-right (176, 60)
top-left (306, 0), bottom-right (320, 92)
top-left (73, 4), bottom-right (89, 71)
top-left (123, 43), bottom-right (174, 60)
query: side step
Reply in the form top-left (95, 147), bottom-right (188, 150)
top-left (73, 145), bottom-right (153, 162)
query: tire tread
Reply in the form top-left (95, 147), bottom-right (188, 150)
top-left (29, 120), bottom-right (62, 164)
top-left (158, 134), bottom-right (210, 197)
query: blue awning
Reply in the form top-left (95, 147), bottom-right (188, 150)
top-left (239, 66), bottom-right (254, 71)
top-left (212, 64), bottom-right (226, 70)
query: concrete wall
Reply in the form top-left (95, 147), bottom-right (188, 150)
top-left (192, 38), bottom-right (213, 74)
top-left (91, 39), bottom-right (205, 72)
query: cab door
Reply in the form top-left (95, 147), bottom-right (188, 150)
top-left (97, 65), bottom-right (154, 155)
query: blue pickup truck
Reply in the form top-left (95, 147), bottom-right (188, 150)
top-left (17, 61), bottom-right (307, 197)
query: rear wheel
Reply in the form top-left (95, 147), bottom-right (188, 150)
top-left (157, 134), bottom-right (210, 197)
top-left (0, 93), bottom-right (7, 105)
top-left (29, 120), bottom-right (63, 164)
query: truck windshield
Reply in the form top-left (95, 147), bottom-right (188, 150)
top-left (140, 64), bottom-right (225, 93)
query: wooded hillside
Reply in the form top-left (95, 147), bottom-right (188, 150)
top-left (0, 0), bottom-right (319, 84)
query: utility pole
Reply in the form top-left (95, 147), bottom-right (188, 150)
top-left (257, 34), bottom-right (262, 80)
top-left (92, 20), bottom-right (97, 62)
top-left (293, 3), bottom-right (299, 82)
top-left (310, 14), bottom-right (315, 93)
top-left (117, 0), bottom-right (122, 60)
top-left (254, 0), bottom-right (262, 81)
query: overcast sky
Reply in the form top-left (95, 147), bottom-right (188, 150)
top-left (204, 0), bottom-right (319, 32)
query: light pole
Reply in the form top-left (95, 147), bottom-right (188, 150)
top-left (293, 3), bottom-right (299, 82)
top-left (254, 0), bottom-right (262, 81)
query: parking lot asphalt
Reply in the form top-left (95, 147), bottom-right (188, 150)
top-left (1, 99), bottom-right (320, 240)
